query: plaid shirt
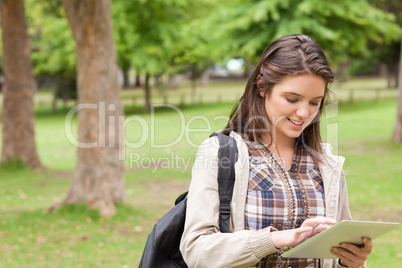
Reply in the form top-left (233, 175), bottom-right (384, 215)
top-left (245, 140), bottom-right (326, 268)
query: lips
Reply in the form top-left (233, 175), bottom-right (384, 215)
top-left (288, 118), bottom-right (304, 126)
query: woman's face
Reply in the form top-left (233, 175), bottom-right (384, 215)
top-left (260, 75), bottom-right (326, 144)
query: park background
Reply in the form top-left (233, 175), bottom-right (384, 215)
top-left (0, 0), bottom-right (401, 267)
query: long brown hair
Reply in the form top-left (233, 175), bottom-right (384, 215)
top-left (222, 34), bottom-right (334, 160)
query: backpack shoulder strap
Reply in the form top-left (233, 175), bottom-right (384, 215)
top-left (209, 132), bottom-right (238, 233)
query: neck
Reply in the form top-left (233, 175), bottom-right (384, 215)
top-left (262, 134), bottom-right (296, 170)
top-left (263, 133), bottom-right (296, 151)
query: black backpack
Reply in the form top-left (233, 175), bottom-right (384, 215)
top-left (138, 132), bottom-right (238, 268)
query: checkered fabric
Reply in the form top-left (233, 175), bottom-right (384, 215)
top-left (245, 139), bottom-right (326, 268)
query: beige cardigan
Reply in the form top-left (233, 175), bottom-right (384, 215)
top-left (180, 132), bottom-right (365, 268)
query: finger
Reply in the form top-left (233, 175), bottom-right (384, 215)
top-left (295, 227), bottom-right (312, 234)
top-left (333, 254), bottom-right (360, 268)
top-left (314, 223), bottom-right (332, 233)
top-left (361, 237), bottom-right (373, 253)
top-left (331, 247), bottom-right (365, 267)
top-left (309, 217), bottom-right (337, 225)
top-left (339, 242), bottom-right (370, 259)
top-left (335, 243), bottom-right (369, 267)
top-left (302, 217), bottom-right (336, 228)
top-left (314, 217), bottom-right (337, 224)
top-left (330, 248), bottom-right (353, 263)
top-left (330, 250), bottom-right (353, 267)
top-left (333, 246), bottom-right (361, 263)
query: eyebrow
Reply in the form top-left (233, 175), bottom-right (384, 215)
top-left (284, 92), bottom-right (324, 99)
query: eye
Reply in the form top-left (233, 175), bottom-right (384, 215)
top-left (310, 101), bottom-right (320, 106)
top-left (286, 98), bottom-right (297, 103)
top-left (310, 102), bottom-right (320, 106)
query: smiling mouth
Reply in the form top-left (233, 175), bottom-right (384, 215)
top-left (288, 118), bottom-right (304, 126)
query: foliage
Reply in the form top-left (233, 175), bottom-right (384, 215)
top-left (55, 76), bottom-right (77, 100)
top-left (204, 0), bottom-right (401, 65)
top-left (363, 0), bottom-right (402, 80)
top-left (112, 0), bottom-right (217, 76)
top-left (26, 0), bottom-right (76, 77)
top-left (1, 0), bottom-right (398, 86)
top-left (112, 0), bottom-right (141, 74)
top-left (373, 0), bottom-right (402, 25)
top-left (20, 0), bottom-right (218, 81)
top-left (24, 0), bottom-right (77, 102)
top-left (171, 1), bottom-right (221, 71)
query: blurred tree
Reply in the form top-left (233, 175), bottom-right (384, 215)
top-left (394, 39), bottom-right (402, 142)
top-left (25, 0), bottom-right (76, 112)
top-left (379, 41), bottom-right (400, 88)
top-left (112, 0), bottom-right (216, 111)
top-left (50, 0), bottom-right (125, 217)
top-left (113, 0), bottom-right (184, 111)
top-left (206, 0), bottom-right (400, 68)
top-left (368, 0), bottom-right (401, 88)
top-left (112, 1), bottom-right (138, 89)
top-left (366, 0), bottom-right (402, 142)
top-left (173, 6), bottom-right (219, 103)
top-left (0, 0), bottom-right (42, 169)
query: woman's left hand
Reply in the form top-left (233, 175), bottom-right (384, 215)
top-left (330, 237), bottom-right (372, 267)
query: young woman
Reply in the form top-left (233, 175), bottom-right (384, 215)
top-left (180, 34), bottom-right (372, 268)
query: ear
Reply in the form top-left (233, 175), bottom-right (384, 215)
top-left (259, 90), bottom-right (265, 98)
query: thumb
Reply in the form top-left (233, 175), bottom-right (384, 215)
top-left (295, 227), bottom-right (312, 234)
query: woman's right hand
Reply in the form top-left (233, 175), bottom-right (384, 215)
top-left (271, 217), bottom-right (337, 249)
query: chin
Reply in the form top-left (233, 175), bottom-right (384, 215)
top-left (286, 131), bottom-right (303, 139)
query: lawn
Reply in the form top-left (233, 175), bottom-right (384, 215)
top-left (0, 78), bottom-right (401, 267)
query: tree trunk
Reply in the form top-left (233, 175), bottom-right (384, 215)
top-left (386, 64), bottom-right (398, 89)
top-left (144, 72), bottom-right (151, 112)
top-left (154, 73), bottom-right (162, 87)
top-left (393, 38), bottom-right (402, 143)
top-left (396, 70), bottom-right (399, 90)
top-left (60, 0), bottom-right (125, 217)
top-left (191, 78), bottom-right (197, 104)
top-left (122, 68), bottom-right (130, 89)
top-left (51, 86), bottom-right (58, 114)
top-left (0, 0), bottom-right (42, 169)
top-left (169, 74), bottom-right (178, 90)
top-left (190, 64), bottom-right (198, 104)
top-left (135, 71), bottom-right (141, 88)
top-left (386, 65), bottom-right (392, 89)
top-left (62, 77), bottom-right (71, 104)
top-left (199, 70), bottom-right (211, 87)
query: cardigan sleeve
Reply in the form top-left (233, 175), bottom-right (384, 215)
top-left (337, 170), bottom-right (353, 222)
top-left (180, 137), bottom-right (278, 268)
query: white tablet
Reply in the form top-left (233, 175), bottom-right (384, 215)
top-left (281, 220), bottom-right (400, 259)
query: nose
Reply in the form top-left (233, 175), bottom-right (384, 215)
top-left (296, 104), bottom-right (309, 119)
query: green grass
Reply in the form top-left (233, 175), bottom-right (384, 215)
top-left (333, 99), bottom-right (402, 267)
top-left (1, 203), bottom-right (148, 267)
top-left (0, 78), bottom-right (401, 267)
